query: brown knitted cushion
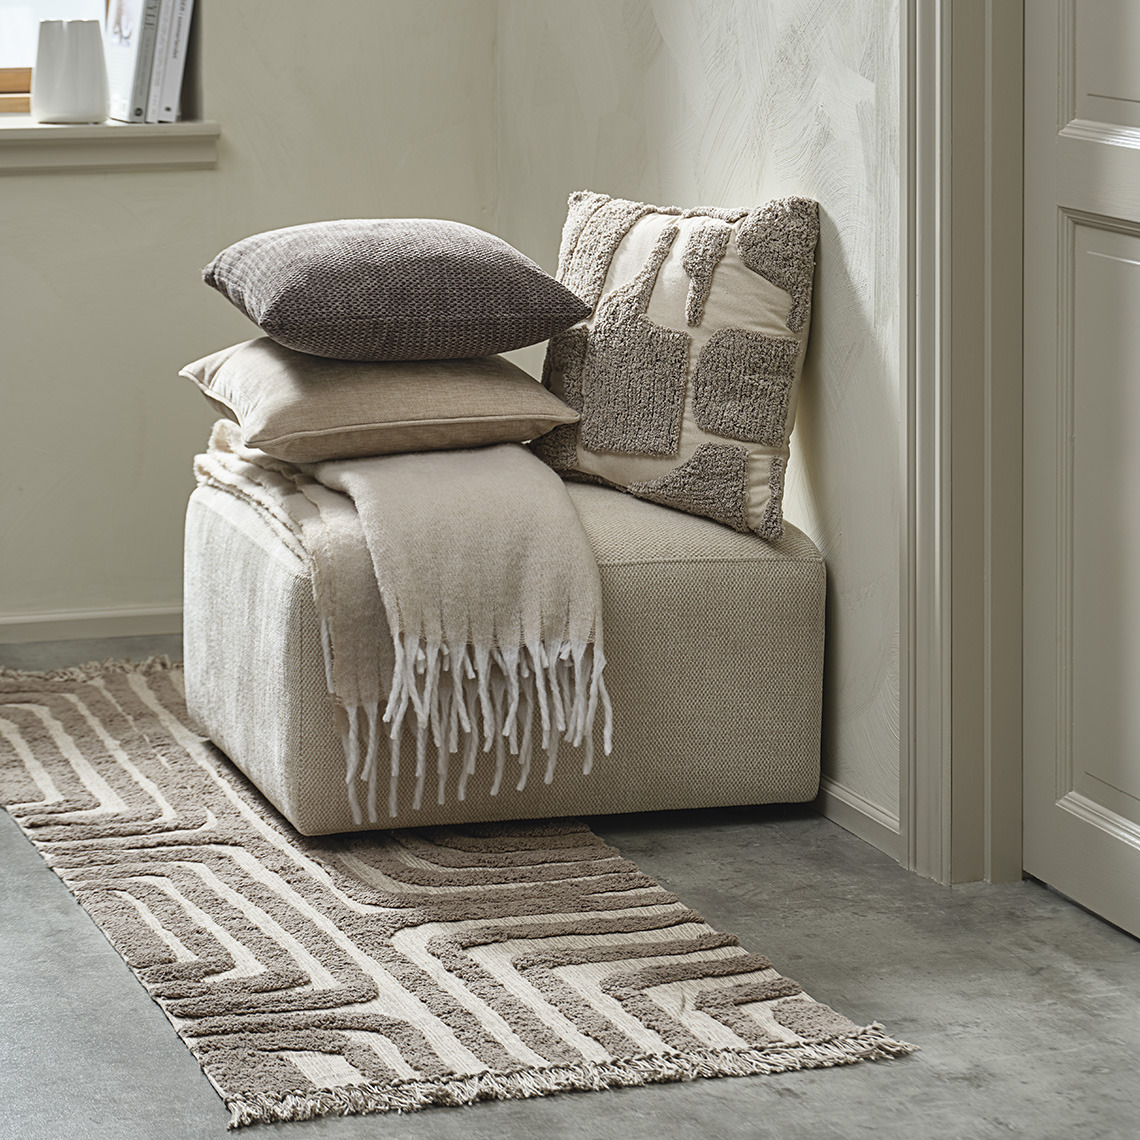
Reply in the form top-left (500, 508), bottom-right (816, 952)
top-left (203, 219), bottom-right (592, 362)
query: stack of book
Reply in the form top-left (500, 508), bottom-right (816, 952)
top-left (104, 0), bottom-right (195, 124)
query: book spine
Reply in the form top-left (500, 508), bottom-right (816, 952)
top-left (126, 0), bottom-right (162, 121)
top-left (145, 0), bottom-right (176, 123)
top-left (156, 0), bottom-right (194, 123)
top-left (105, 9), bottom-right (139, 122)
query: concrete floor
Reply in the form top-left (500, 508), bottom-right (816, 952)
top-left (2, 636), bottom-right (1138, 1140)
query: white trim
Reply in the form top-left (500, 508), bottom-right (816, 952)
top-left (980, 0), bottom-right (1024, 884)
top-left (815, 777), bottom-right (902, 861)
top-left (0, 117), bottom-right (219, 174)
top-left (899, 0), bottom-right (916, 882)
top-left (1059, 119), bottom-right (1140, 149)
top-left (0, 605), bottom-right (182, 644)
top-left (900, 0), bottom-right (1024, 885)
top-left (900, 0), bottom-right (953, 883)
top-left (1058, 793), bottom-right (1140, 852)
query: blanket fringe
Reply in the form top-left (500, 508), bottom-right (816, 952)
top-left (323, 622), bottom-right (613, 821)
top-left (225, 1027), bottom-right (917, 1128)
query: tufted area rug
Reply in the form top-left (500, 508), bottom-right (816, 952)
top-left (0, 659), bottom-right (913, 1128)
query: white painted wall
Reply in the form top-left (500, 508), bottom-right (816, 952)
top-left (0, 1), bottom-right (496, 623)
top-left (496, 0), bottom-right (902, 820)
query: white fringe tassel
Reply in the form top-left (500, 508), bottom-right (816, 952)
top-left (226, 1027), bottom-right (916, 1128)
top-left (321, 621), bottom-right (613, 823)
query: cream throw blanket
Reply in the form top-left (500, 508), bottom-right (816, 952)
top-left (195, 421), bottom-right (612, 823)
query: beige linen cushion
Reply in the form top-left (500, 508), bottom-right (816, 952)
top-left (180, 338), bottom-right (579, 463)
top-left (202, 218), bottom-right (592, 361)
top-left (533, 191), bottom-right (819, 539)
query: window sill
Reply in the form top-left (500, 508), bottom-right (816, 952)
top-left (0, 115), bottom-right (220, 174)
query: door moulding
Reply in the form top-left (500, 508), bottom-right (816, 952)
top-left (899, 0), bottom-right (1024, 884)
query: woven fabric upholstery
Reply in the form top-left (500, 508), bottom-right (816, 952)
top-left (184, 482), bottom-right (825, 836)
top-left (570, 482), bottom-right (822, 564)
top-left (203, 219), bottom-right (592, 362)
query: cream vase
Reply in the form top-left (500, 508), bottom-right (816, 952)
top-left (31, 19), bottom-right (109, 124)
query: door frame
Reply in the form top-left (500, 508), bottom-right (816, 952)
top-left (899, 0), bottom-right (1024, 884)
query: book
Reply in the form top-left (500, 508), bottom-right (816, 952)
top-left (105, 0), bottom-right (162, 123)
top-left (144, 0), bottom-right (176, 124)
top-left (154, 0), bottom-right (194, 124)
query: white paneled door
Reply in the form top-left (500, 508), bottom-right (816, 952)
top-left (1024, 0), bottom-right (1140, 937)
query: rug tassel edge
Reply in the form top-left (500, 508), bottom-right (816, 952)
top-left (0, 655), bottom-right (179, 683)
top-left (224, 1027), bottom-right (918, 1128)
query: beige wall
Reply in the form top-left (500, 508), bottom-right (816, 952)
top-left (0, 1), bottom-right (496, 620)
top-left (497, 0), bottom-right (902, 818)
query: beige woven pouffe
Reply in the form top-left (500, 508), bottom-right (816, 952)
top-left (183, 481), bottom-right (825, 836)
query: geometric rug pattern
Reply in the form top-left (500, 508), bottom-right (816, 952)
top-left (0, 659), bottom-right (912, 1127)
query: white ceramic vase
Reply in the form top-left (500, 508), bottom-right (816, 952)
top-left (31, 19), bottom-right (109, 124)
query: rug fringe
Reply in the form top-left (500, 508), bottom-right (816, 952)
top-left (0, 655), bottom-right (179, 683)
top-left (225, 1027), bottom-right (917, 1128)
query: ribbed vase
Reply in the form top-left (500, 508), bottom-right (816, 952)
top-left (31, 19), bottom-right (109, 124)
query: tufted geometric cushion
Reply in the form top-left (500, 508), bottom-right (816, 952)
top-left (532, 191), bottom-right (819, 539)
top-left (203, 219), bottom-right (592, 362)
top-left (180, 338), bottom-right (579, 463)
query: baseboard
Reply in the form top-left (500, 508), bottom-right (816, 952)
top-left (0, 605), bottom-right (183, 644)
top-left (814, 775), bottom-right (902, 861)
